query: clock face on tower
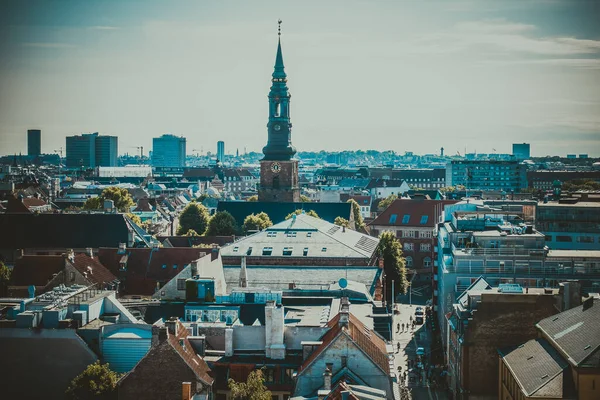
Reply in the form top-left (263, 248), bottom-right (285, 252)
top-left (274, 124), bottom-right (281, 131)
top-left (271, 162), bottom-right (281, 173)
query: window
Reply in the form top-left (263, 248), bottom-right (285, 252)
top-left (303, 247), bottom-right (309, 256)
top-left (173, 264), bottom-right (178, 269)
top-left (262, 247), bottom-right (273, 256)
top-left (404, 243), bottom-right (414, 251)
top-left (264, 368), bottom-right (275, 383)
top-left (247, 247), bottom-right (253, 255)
top-left (341, 356), bottom-right (347, 368)
top-left (70, 271), bottom-right (76, 282)
top-left (306, 232), bottom-right (312, 237)
top-left (420, 243), bottom-right (431, 252)
top-left (162, 264), bottom-right (167, 269)
top-left (286, 231), bottom-right (297, 238)
top-left (406, 256), bottom-right (413, 267)
top-left (267, 231), bottom-right (277, 238)
top-left (420, 215), bottom-right (428, 224)
top-left (322, 247), bottom-right (327, 252)
top-left (419, 231), bottom-right (432, 239)
top-left (177, 279), bottom-right (186, 291)
top-left (556, 236), bottom-right (573, 243)
top-left (389, 214), bottom-right (397, 224)
top-left (578, 236), bottom-right (594, 243)
top-left (402, 214), bottom-right (411, 224)
top-left (405, 230), bottom-right (415, 238)
top-left (233, 246), bottom-right (239, 252)
top-left (273, 176), bottom-right (280, 189)
top-left (283, 247), bottom-right (293, 256)
top-left (424, 257), bottom-right (432, 267)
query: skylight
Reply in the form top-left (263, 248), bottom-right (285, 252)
top-left (402, 214), bottom-right (410, 224)
top-left (420, 215), bottom-right (428, 224)
top-left (389, 214), bottom-right (397, 224)
top-left (283, 247), bottom-right (293, 256)
top-left (262, 247), bottom-right (273, 256)
top-left (303, 247), bottom-right (309, 256)
top-left (322, 247), bottom-right (327, 252)
top-left (233, 246), bottom-right (239, 252)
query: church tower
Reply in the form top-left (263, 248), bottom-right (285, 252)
top-left (258, 20), bottom-right (300, 202)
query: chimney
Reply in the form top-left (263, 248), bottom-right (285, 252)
top-left (165, 317), bottom-right (178, 336)
top-left (86, 248), bottom-right (94, 258)
top-left (323, 366), bottom-right (332, 391)
top-left (582, 297), bottom-right (594, 311)
top-left (265, 300), bottom-right (286, 359)
top-left (342, 225), bottom-right (346, 233)
top-left (152, 326), bottom-right (168, 344)
top-left (190, 260), bottom-right (198, 277)
top-left (225, 328), bottom-right (234, 357)
top-left (182, 382), bottom-right (192, 400)
top-left (67, 249), bottom-right (75, 263)
top-left (239, 256), bottom-right (248, 288)
top-left (339, 297), bottom-right (350, 327)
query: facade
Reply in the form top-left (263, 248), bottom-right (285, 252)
top-left (446, 279), bottom-right (562, 399)
top-left (512, 143), bottom-right (531, 160)
top-left (258, 28), bottom-right (300, 202)
top-left (217, 140), bottom-right (225, 162)
top-left (527, 170), bottom-right (600, 190)
top-left (537, 198), bottom-right (600, 250)
top-left (27, 129), bottom-right (41, 156)
top-left (152, 134), bottom-right (186, 168)
top-left (446, 160), bottom-right (527, 191)
top-left (95, 134), bottom-right (118, 166)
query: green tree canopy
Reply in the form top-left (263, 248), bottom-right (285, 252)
top-left (65, 361), bottom-right (118, 400)
top-left (347, 199), bottom-right (365, 230)
top-left (285, 209), bottom-right (319, 220)
top-left (177, 203), bottom-right (210, 235)
top-left (228, 369), bottom-right (272, 400)
top-left (184, 229), bottom-right (200, 236)
top-left (299, 194), bottom-right (311, 202)
top-left (377, 231), bottom-right (408, 299)
top-left (100, 187), bottom-right (135, 212)
top-left (206, 211), bottom-right (238, 236)
top-left (377, 194), bottom-right (398, 212)
top-left (0, 261), bottom-right (11, 297)
top-left (82, 197), bottom-right (102, 210)
top-left (246, 195), bottom-right (258, 202)
top-left (126, 213), bottom-right (142, 226)
top-left (242, 212), bottom-right (273, 233)
top-left (334, 216), bottom-right (349, 227)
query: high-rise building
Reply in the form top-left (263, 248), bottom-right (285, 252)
top-left (27, 129), bottom-right (41, 156)
top-left (66, 132), bottom-right (118, 168)
top-left (512, 143), bottom-right (530, 160)
top-left (152, 134), bottom-right (186, 167)
top-left (217, 141), bottom-right (225, 162)
top-left (446, 160), bottom-right (527, 192)
top-left (258, 22), bottom-right (300, 202)
top-left (95, 135), bottom-right (118, 167)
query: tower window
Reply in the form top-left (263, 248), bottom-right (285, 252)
top-left (273, 176), bottom-right (280, 189)
top-left (275, 102), bottom-right (281, 117)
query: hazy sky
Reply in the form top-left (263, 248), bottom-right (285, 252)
top-left (1, 0), bottom-right (599, 157)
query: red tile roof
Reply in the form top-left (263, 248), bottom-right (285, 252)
top-left (370, 198), bottom-right (458, 227)
top-left (98, 247), bottom-right (207, 295)
top-left (12, 255), bottom-right (65, 286)
top-left (21, 197), bottom-right (48, 208)
top-left (69, 253), bottom-right (118, 286)
top-left (169, 320), bottom-right (213, 385)
top-left (300, 313), bottom-right (390, 375)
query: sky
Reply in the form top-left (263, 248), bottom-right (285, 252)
top-left (1, 0), bottom-right (599, 158)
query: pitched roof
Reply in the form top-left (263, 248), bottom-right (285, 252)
top-left (500, 339), bottom-right (568, 397)
top-left (370, 198), bottom-right (458, 228)
top-left (168, 320), bottom-right (213, 384)
top-left (220, 214), bottom-right (379, 259)
top-left (98, 247), bottom-right (208, 295)
top-left (536, 298), bottom-right (600, 368)
top-left (21, 197), bottom-right (48, 208)
top-left (69, 253), bottom-right (118, 286)
top-left (300, 312), bottom-right (390, 375)
top-left (365, 178), bottom-right (407, 189)
top-left (217, 201), bottom-right (353, 225)
top-left (12, 255), bottom-right (65, 286)
top-left (0, 213), bottom-right (131, 249)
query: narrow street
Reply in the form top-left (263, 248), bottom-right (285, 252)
top-left (391, 301), bottom-right (449, 400)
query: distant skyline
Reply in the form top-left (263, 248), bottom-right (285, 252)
top-left (1, 0), bottom-right (599, 157)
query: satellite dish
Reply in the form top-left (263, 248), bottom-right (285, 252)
top-left (339, 278), bottom-right (348, 289)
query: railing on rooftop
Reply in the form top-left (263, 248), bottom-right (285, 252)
top-left (451, 243), bottom-right (546, 257)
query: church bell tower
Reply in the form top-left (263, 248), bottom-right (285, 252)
top-left (258, 20), bottom-right (300, 202)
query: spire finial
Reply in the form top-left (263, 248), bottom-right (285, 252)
top-left (278, 19), bottom-right (282, 37)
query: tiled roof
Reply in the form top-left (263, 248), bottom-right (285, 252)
top-left (217, 201), bottom-right (353, 225)
top-left (98, 247), bottom-right (208, 295)
top-left (0, 213), bottom-right (131, 249)
top-left (348, 195), bottom-right (371, 206)
top-left (300, 313), bottom-right (390, 375)
top-left (500, 339), bottom-right (568, 397)
top-left (21, 197), bottom-right (48, 208)
top-left (370, 199), bottom-right (458, 227)
top-left (168, 320), bottom-right (213, 385)
top-left (536, 299), bottom-right (600, 367)
top-left (69, 253), bottom-right (118, 286)
top-left (12, 255), bottom-right (65, 286)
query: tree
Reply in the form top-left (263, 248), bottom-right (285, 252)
top-left (206, 211), bottom-right (238, 236)
top-left (65, 361), bottom-right (118, 400)
top-left (247, 195), bottom-right (258, 202)
top-left (126, 213), bottom-right (142, 225)
top-left (82, 197), bottom-right (102, 210)
top-left (0, 261), bottom-right (11, 297)
top-left (334, 217), bottom-right (349, 227)
top-left (184, 229), bottom-right (199, 236)
top-left (299, 194), bottom-right (311, 202)
top-left (377, 231), bottom-right (408, 300)
top-left (197, 193), bottom-right (209, 202)
top-left (228, 368), bottom-right (272, 400)
top-left (285, 209), bottom-right (319, 220)
top-left (100, 187), bottom-right (135, 212)
top-left (178, 203), bottom-right (210, 235)
top-left (242, 212), bottom-right (273, 233)
top-left (347, 199), bottom-right (365, 230)
top-left (377, 194), bottom-right (398, 212)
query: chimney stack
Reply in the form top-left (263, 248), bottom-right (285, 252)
top-left (165, 317), bottom-right (178, 336)
top-left (86, 248), bottom-right (94, 258)
top-left (239, 256), bottom-right (248, 288)
top-left (339, 297), bottom-right (350, 327)
top-left (265, 300), bottom-right (286, 359)
top-left (323, 365), bottom-right (332, 390)
top-left (225, 328), bottom-right (234, 357)
top-left (181, 382), bottom-right (192, 400)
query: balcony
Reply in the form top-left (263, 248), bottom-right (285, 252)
top-left (451, 243), bottom-right (546, 257)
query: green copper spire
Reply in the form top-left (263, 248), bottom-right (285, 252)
top-left (272, 19), bottom-right (286, 80)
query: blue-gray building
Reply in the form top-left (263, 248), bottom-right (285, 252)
top-left (512, 143), bottom-right (531, 160)
top-left (95, 135), bottom-right (118, 167)
top-left (66, 132), bottom-right (118, 168)
top-left (152, 134), bottom-right (186, 168)
top-left (217, 140), bottom-right (225, 162)
top-left (445, 160), bottom-right (527, 191)
top-left (27, 129), bottom-right (41, 156)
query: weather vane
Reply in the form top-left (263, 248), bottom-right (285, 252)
top-left (278, 19), bottom-right (282, 36)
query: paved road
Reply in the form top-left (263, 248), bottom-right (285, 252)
top-left (392, 303), bottom-right (449, 400)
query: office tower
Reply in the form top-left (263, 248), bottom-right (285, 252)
top-left (95, 135), bottom-right (118, 167)
top-left (66, 133), bottom-right (97, 168)
top-left (512, 143), bottom-right (531, 160)
top-left (217, 141), bottom-right (225, 162)
top-left (27, 129), bottom-right (41, 156)
top-left (446, 160), bottom-right (527, 191)
top-left (152, 134), bottom-right (186, 167)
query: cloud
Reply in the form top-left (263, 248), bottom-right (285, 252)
top-left (22, 42), bottom-right (76, 49)
top-left (455, 20), bottom-right (536, 34)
